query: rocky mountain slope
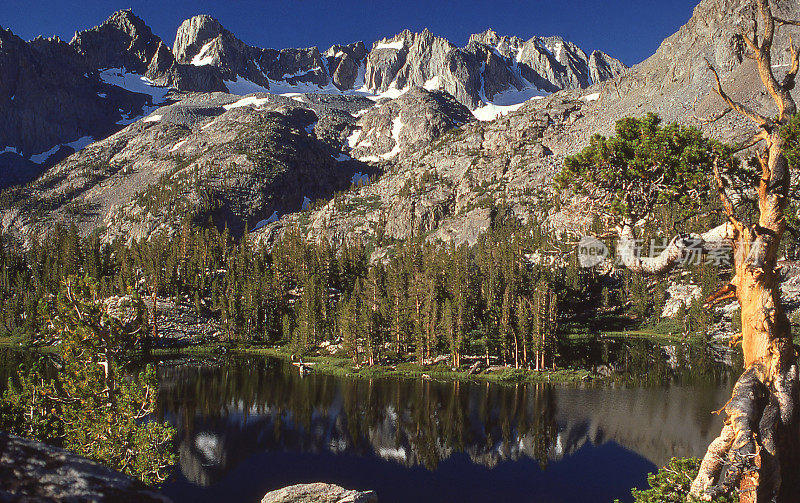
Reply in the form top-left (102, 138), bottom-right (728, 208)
top-left (0, 84), bottom-right (481, 243)
top-left (0, 10), bottom-right (624, 187)
top-left (253, 95), bottom-right (580, 249)
top-left (0, 10), bottom-right (215, 185)
top-left (0, 91), bottom-right (382, 242)
top-left (4, 0), bottom-right (798, 250)
top-left (252, 0), bottom-right (800, 250)
top-left (576, 0), bottom-right (800, 144)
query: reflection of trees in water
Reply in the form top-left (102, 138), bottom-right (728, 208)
top-left (561, 337), bottom-right (740, 386)
top-left (155, 352), bottom-right (733, 487)
top-left (157, 357), bottom-right (561, 485)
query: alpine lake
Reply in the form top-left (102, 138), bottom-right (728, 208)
top-left (0, 336), bottom-right (740, 503)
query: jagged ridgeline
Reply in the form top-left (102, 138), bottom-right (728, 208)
top-left (0, 8), bottom-right (624, 191)
top-left (3, 0), bottom-right (799, 252)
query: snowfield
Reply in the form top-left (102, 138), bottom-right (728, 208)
top-left (99, 69), bottom-right (171, 125)
top-left (99, 69), bottom-right (170, 103)
top-left (253, 211), bottom-right (279, 230)
top-left (280, 67), bottom-right (323, 80)
top-left (170, 140), bottom-right (188, 152)
top-left (29, 145), bottom-right (60, 164)
top-left (423, 76), bottom-right (441, 91)
top-left (374, 39), bottom-right (405, 50)
top-left (224, 77), bottom-right (270, 95)
top-left (191, 40), bottom-right (217, 66)
top-left (382, 117), bottom-right (404, 159)
top-left (346, 129), bottom-right (362, 149)
top-left (223, 96), bottom-right (270, 110)
top-left (474, 77), bottom-right (546, 121)
top-left (27, 135), bottom-right (95, 164)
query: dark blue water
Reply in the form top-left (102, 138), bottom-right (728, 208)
top-left (163, 444), bottom-right (653, 503)
top-left (155, 355), bottom-right (734, 503)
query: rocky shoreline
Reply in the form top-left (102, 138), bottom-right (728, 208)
top-left (0, 430), bottom-right (377, 503)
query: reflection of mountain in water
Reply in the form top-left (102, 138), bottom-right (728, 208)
top-left (156, 354), bottom-right (734, 487)
top-left (552, 385), bottom-right (731, 469)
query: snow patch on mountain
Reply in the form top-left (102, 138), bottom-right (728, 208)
top-left (223, 95), bottom-right (270, 110)
top-left (346, 129), bottom-right (362, 149)
top-left (473, 78), bottom-right (545, 121)
top-left (99, 69), bottom-right (170, 103)
top-left (27, 135), bottom-right (96, 164)
top-left (170, 140), bottom-right (188, 152)
top-left (472, 102), bottom-right (526, 121)
top-left (191, 40), bottom-right (217, 66)
top-left (544, 41), bottom-right (564, 61)
top-left (99, 69), bottom-right (171, 125)
top-left (423, 76), bottom-right (441, 91)
top-left (224, 77), bottom-right (269, 95)
top-left (29, 145), bottom-right (61, 164)
top-left (374, 81), bottom-right (408, 100)
top-left (375, 39), bottom-right (405, 50)
top-left (65, 136), bottom-right (94, 152)
top-left (382, 116), bottom-right (404, 159)
top-left (281, 67), bottom-right (323, 80)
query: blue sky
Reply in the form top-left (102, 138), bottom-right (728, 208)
top-left (0, 0), bottom-right (700, 66)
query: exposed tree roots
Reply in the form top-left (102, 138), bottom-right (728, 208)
top-left (690, 364), bottom-right (800, 502)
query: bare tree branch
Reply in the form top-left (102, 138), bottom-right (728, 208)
top-left (754, 0), bottom-right (797, 120)
top-left (783, 37), bottom-right (799, 90)
top-left (713, 157), bottom-right (746, 232)
top-left (706, 59), bottom-right (771, 127)
top-left (734, 130), bottom-right (770, 153)
top-left (705, 283), bottom-right (738, 307)
top-left (775, 17), bottom-right (800, 27)
top-left (694, 107), bottom-right (732, 125)
top-left (743, 10), bottom-right (760, 53)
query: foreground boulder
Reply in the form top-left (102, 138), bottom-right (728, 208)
top-left (0, 430), bottom-right (170, 502)
top-left (261, 483), bottom-right (377, 503)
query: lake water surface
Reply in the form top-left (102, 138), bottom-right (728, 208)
top-left (156, 350), bottom-right (736, 503)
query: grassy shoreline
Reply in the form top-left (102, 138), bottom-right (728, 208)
top-left (6, 328), bottom-right (719, 385)
top-left (152, 343), bottom-right (598, 384)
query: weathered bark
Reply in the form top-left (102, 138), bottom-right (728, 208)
top-left (688, 3), bottom-right (800, 500)
top-left (691, 131), bottom-right (800, 503)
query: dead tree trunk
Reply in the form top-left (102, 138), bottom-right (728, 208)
top-left (688, 134), bottom-right (800, 501)
top-left (654, 2), bottom-right (800, 500)
top-left (609, 3), bottom-right (800, 498)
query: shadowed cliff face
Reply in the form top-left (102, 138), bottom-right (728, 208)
top-left (154, 351), bottom-right (735, 489)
